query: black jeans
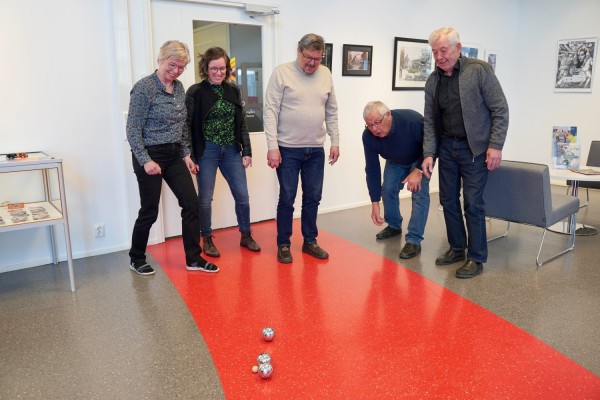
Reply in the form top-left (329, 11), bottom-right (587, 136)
top-left (129, 144), bottom-right (201, 265)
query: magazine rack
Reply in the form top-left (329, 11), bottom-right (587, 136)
top-left (0, 152), bottom-right (75, 291)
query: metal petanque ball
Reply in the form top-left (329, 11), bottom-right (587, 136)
top-left (257, 352), bottom-right (272, 365)
top-left (262, 326), bottom-right (275, 342)
top-left (258, 362), bottom-right (273, 379)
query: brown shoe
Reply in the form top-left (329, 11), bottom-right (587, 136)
top-left (202, 235), bottom-right (220, 257)
top-left (277, 245), bottom-right (292, 264)
top-left (455, 259), bottom-right (483, 279)
top-left (302, 242), bottom-right (329, 259)
top-left (240, 231), bottom-right (261, 252)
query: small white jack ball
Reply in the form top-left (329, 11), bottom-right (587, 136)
top-left (262, 326), bottom-right (275, 341)
top-left (252, 365), bottom-right (258, 373)
top-left (258, 362), bottom-right (273, 379)
top-left (257, 353), bottom-right (272, 365)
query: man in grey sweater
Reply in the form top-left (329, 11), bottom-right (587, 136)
top-left (264, 33), bottom-right (340, 264)
top-left (422, 27), bottom-right (509, 279)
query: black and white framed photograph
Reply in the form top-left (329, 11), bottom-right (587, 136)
top-left (322, 43), bottom-right (333, 72)
top-left (342, 44), bottom-right (372, 76)
top-left (555, 37), bottom-right (597, 92)
top-left (392, 37), bottom-right (433, 90)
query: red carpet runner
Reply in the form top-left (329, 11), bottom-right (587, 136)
top-left (148, 220), bottom-right (600, 398)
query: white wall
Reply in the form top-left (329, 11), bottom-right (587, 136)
top-left (0, 0), bottom-right (597, 272)
top-left (0, 0), bottom-right (130, 272)
top-left (272, 0), bottom-right (521, 214)
top-left (509, 0), bottom-right (600, 168)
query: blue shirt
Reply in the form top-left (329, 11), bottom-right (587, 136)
top-left (362, 109), bottom-right (424, 202)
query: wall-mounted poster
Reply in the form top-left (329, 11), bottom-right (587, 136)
top-left (552, 125), bottom-right (579, 169)
top-left (323, 43), bottom-right (333, 72)
top-left (392, 37), bottom-right (434, 90)
top-left (555, 37), bottom-right (597, 92)
top-left (461, 43), bottom-right (481, 59)
top-left (486, 50), bottom-right (498, 71)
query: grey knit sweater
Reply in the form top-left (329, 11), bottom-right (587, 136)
top-left (423, 56), bottom-right (509, 159)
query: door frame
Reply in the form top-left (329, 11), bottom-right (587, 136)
top-left (112, 0), bottom-right (279, 244)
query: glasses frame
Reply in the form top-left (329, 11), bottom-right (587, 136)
top-left (166, 62), bottom-right (187, 73)
top-left (209, 66), bottom-right (227, 74)
top-left (301, 50), bottom-right (323, 65)
top-left (365, 113), bottom-right (387, 130)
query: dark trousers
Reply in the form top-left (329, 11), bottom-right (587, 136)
top-left (129, 144), bottom-right (201, 265)
top-left (438, 136), bottom-right (489, 263)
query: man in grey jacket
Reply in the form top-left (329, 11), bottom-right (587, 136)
top-left (421, 27), bottom-right (509, 279)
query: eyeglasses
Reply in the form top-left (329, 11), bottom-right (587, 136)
top-left (209, 66), bottom-right (227, 73)
top-left (301, 51), bottom-right (323, 64)
top-left (365, 113), bottom-right (387, 129)
top-left (167, 62), bottom-right (186, 73)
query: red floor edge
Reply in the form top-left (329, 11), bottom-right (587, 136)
top-left (148, 220), bottom-right (600, 399)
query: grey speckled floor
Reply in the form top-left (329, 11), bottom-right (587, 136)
top-left (0, 251), bottom-right (224, 399)
top-left (0, 187), bottom-right (598, 399)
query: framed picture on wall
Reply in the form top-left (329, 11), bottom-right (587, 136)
top-left (342, 44), bottom-right (372, 76)
top-left (323, 43), bottom-right (333, 72)
top-left (554, 37), bottom-right (597, 93)
top-left (392, 37), bottom-right (433, 90)
top-left (485, 50), bottom-right (498, 71)
top-left (461, 43), bottom-right (482, 59)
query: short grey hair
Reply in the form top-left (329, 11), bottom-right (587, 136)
top-left (363, 101), bottom-right (389, 119)
top-left (297, 33), bottom-right (325, 52)
top-left (428, 27), bottom-right (461, 47)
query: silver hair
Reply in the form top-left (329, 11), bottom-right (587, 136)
top-left (363, 101), bottom-right (389, 119)
top-left (428, 27), bottom-right (461, 47)
top-left (157, 40), bottom-right (190, 64)
top-left (297, 33), bottom-right (325, 52)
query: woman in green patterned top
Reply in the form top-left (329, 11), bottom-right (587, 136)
top-left (186, 47), bottom-right (260, 258)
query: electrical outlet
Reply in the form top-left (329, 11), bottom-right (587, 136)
top-left (94, 224), bottom-right (105, 238)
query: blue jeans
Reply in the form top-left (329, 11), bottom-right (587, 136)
top-left (438, 136), bottom-right (489, 263)
top-left (382, 160), bottom-right (430, 245)
top-left (276, 146), bottom-right (325, 246)
top-left (129, 144), bottom-right (201, 265)
top-left (196, 142), bottom-right (250, 235)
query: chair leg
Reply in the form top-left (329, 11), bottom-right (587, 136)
top-left (487, 220), bottom-right (510, 242)
top-left (536, 213), bottom-right (577, 267)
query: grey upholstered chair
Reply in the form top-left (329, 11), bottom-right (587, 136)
top-left (566, 140), bottom-right (600, 206)
top-left (483, 160), bottom-right (580, 267)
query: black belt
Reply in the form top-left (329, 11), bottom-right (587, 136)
top-left (146, 143), bottom-right (181, 150)
top-left (442, 135), bottom-right (467, 141)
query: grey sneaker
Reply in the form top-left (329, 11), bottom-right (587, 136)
top-left (186, 259), bottom-right (219, 273)
top-left (130, 261), bottom-right (155, 276)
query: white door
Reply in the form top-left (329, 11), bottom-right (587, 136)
top-left (150, 0), bottom-right (278, 238)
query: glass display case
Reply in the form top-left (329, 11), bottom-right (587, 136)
top-left (0, 151), bottom-right (75, 291)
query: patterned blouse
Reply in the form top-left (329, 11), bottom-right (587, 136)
top-left (204, 84), bottom-right (236, 146)
top-left (126, 71), bottom-right (191, 166)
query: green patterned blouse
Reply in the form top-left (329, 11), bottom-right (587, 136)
top-left (204, 84), bottom-right (236, 146)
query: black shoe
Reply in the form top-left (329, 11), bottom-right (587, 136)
top-left (240, 231), bottom-right (261, 252)
top-left (130, 261), bottom-right (155, 276)
top-left (455, 259), bottom-right (483, 279)
top-left (435, 248), bottom-right (466, 265)
top-left (376, 226), bottom-right (402, 240)
top-left (302, 242), bottom-right (329, 259)
top-left (202, 235), bottom-right (220, 257)
top-left (399, 243), bottom-right (421, 259)
top-left (186, 258), bottom-right (219, 273)
top-left (277, 245), bottom-right (293, 263)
